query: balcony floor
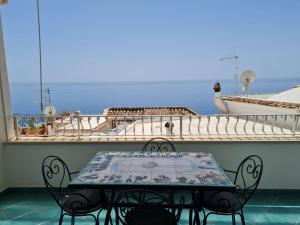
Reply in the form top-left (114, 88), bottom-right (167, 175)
top-left (0, 189), bottom-right (299, 225)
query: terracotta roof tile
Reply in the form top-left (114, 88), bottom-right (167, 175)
top-left (105, 107), bottom-right (196, 116)
top-left (223, 97), bottom-right (300, 109)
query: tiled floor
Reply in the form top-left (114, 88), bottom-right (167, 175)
top-left (1, 189), bottom-right (300, 225)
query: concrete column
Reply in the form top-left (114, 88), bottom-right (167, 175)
top-left (0, 13), bottom-right (14, 141)
top-left (0, 10), bottom-right (13, 191)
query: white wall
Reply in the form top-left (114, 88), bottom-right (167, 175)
top-left (0, 93), bottom-right (6, 191)
top-left (0, 144), bottom-right (5, 192)
top-left (3, 141), bottom-right (300, 189)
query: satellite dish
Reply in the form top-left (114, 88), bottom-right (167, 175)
top-left (240, 70), bottom-right (256, 96)
top-left (44, 105), bottom-right (56, 116)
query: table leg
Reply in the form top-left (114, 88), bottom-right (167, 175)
top-left (189, 207), bottom-right (193, 225)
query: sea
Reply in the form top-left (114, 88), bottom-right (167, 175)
top-left (10, 78), bottom-right (300, 115)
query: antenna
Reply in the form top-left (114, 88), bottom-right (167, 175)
top-left (220, 55), bottom-right (239, 94)
top-left (240, 70), bottom-right (256, 96)
top-left (36, 0), bottom-right (44, 114)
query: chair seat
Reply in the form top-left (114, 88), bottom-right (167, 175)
top-left (196, 191), bottom-right (242, 213)
top-left (125, 206), bottom-right (177, 225)
top-left (63, 189), bottom-right (108, 214)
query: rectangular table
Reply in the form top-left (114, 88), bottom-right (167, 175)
top-left (69, 152), bottom-right (235, 191)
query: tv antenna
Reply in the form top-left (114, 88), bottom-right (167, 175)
top-left (220, 55), bottom-right (239, 94)
top-left (240, 70), bottom-right (256, 96)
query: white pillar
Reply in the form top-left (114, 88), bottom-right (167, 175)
top-left (0, 12), bottom-right (14, 141)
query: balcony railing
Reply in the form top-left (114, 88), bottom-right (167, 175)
top-left (12, 113), bottom-right (300, 139)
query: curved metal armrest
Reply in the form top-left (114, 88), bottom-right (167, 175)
top-left (224, 169), bottom-right (237, 174)
top-left (70, 171), bottom-right (80, 174)
top-left (224, 169), bottom-right (238, 182)
top-left (69, 171), bottom-right (80, 180)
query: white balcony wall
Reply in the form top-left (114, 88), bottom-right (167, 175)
top-left (0, 138), bottom-right (5, 192)
top-left (3, 141), bottom-right (300, 189)
top-left (0, 83), bottom-right (5, 191)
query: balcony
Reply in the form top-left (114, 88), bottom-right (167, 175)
top-left (1, 2), bottom-right (300, 224)
top-left (11, 112), bottom-right (300, 142)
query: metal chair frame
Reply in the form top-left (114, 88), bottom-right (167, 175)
top-left (42, 155), bottom-right (105, 225)
top-left (142, 137), bottom-right (176, 153)
top-left (105, 189), bottom-right (183, 225)
top-left (194, 155), bottom-right (263, 225)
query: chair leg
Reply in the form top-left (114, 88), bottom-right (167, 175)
top-left (71, 215), bottom-right (75, 225)
top-left (203, 214), bottom-right (207, 225)
top-left (110, 214), bottom-right (113, 225)
top-left (96, 208), bottom-right (103, 225)
top-left (194, 209), bottom-right (202, 225)
top-left (203, 212), bottom-right (212, 225)
top-left (190, 208), bottom-right (200, 225)
top-left (115, 207), bottom-right (119, 225)
top-left (189, 208), bottom-right (193, 225)
top-left (240, 210), bottom-right (246, 225)
top-left (232, 213), bottom-right (236, 225)
top-left (89, 213), bottom-right (98, 225)
top-left (58, 212), bottom-right (64, 225)
top-left (104, 207), bottom-right (113, 225)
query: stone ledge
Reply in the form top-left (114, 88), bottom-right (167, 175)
top-left (5, 135), bottom-right (300, 144)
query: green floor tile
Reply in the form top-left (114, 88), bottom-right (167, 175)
top-left (1, 189), bottom-right (300, 225)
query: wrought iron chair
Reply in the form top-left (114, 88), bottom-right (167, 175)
top-left (193, 155), bottom-right (263, 225)
top-left (106, 189), bottom-right (184, 225)
top-left (42, 155), bottom-right (108, 225)
top-left (142, 137), bottom-right (176, 153)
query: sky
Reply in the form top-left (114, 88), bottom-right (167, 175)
top-left (1, 0), bottom-right (300, 83)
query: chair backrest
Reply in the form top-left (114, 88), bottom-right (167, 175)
top-left (233, 155), bottom-right (263, 206)
top-left (142, 137), bottom-right (176, 153)
top-left (42, 155), bottom-right (72, 207)
top-left (114, 189), bottom-right (175, 225)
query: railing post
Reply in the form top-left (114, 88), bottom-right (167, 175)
top-left (216, 115), bottom-right (220, 135)
top-left (160, 116), bottom-right (162, 135)
top-left (150, 116), bottom-right (153, 135)
top-left (13, 115), bottom-right (19, 139)
top-left (142, 116), bottom-right (144, 135)
top-left (77, 115), bottom-right (81, 140)
top-left (180, 116), bottom-right (183, 138)
top-left (133, 116), bottom-right (135, 136)
top-left (124, 116), bottom-right (127, 136)
top-left (292, 114), bottom-right (299, 135)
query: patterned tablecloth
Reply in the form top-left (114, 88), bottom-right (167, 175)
top-left (70, 152), bottom-right (234, 189)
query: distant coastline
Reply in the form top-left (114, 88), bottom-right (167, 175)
top-left (9, 77), bottom-right (300, 85)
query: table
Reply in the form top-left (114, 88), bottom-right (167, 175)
top-left (69, 152), bottom-right (235, 225)
top-left (70, 151), bottom-right (234, 190)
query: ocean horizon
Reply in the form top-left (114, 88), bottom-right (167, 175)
top-left (10, 78), bottom-right (300, 115)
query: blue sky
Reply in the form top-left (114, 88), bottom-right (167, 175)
top-left (1, 0), bottom-right (300, 83)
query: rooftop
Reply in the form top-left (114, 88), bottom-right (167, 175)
top-left (223, 96), bottom-right (300, 109)
top-left (104, 107), bottom-right (197, 116)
